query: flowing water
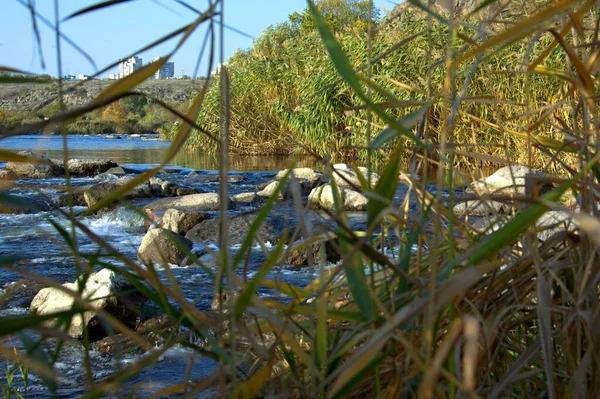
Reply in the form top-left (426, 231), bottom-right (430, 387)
top-left (0, 134), bottom-right (452, 397)
top-left (0, 135), bottom-right (360, 397)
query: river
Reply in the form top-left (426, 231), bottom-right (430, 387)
top-left (0, 134), bottom-right (336, 397)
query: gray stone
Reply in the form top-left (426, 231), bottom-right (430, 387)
top-left (257, 179), bottom-right (321, 198)
top-left (84, 176), bottom-right (198, 212)
top-left (137, 228), bottom-right (194, 265)
top-left (186, 214), bottom-right (285, 245)
top-left (275, 168), bottom-right (322, 183)
top-left (455, 165), bottom-right (555, 216)
top-left (65, 159), bottom-right (118, 176)
top-left (30, 268), bottom-right (141, 339)
top-left (57, 185), bottom-right (92, 207)
top-left (161, 208), bottom-right (209, 235)
top-left (5, 151), bottom-right (64, 178)
top-left (453, 199), bottom-right (507, 217)
top-left (284, 236), bottom-right (340, 267)
top-left (308, 184), bottom-right (368, 211)
top-left (332, 163), bottom-right (379, 189)
top-left (465, 165), bottom-right (552, 196)
top-left (144, 193), bottom-right (233, 213)
top-left (232, 192), bottom-right (262, 206)
top-left (83, 176), bottom-right (152, 210)
top-left (104, 166), bottom-right (127, 175)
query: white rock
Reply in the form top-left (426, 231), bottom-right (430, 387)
top-left (138, 228), bottom-right (194, 265)
top-left (144, 193), bottom-right (233, 212)
top-left (275, 168), bottom-right (322, 183)
top-left (308, 184), bottom-right (368, 211)
top-left (332, 163), bottom-right (380, 189)
top-left (161, 208), bottom-right (208, 235)
top-left (30, 268), bottom-right (139, 338)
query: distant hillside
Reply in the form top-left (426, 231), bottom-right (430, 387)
top-left (0, 79), bottom-right (204, 113)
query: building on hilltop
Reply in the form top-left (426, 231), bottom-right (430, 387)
top-left (153, 56), bottom-right (174, 79)
top-left (119, 56), bottom-right (143, 78)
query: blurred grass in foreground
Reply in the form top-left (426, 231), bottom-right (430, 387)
top-left (2, 0), bottom-right (600, 397)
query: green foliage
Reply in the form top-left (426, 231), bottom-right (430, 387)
top-left (177, 1), bottom-right (574, 169)
top-left (122, 95), bottom-right (148, 117)
top-left (1, 349), bottom-right (28, 399)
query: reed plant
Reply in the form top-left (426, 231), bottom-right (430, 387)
top-left (1, 0), bottom-right (600, 397)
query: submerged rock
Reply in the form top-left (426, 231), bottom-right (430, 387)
top-left (0, 279), bottom-right (47, 310)
top-left (161, 208), bottom-right (209, 235)
top-left (308, 184), bottom-right (368, 211)
top-left (5, 151), bottom-right (64, 178)
top-left (90, 314), bottom-right (182, 355)
top-left (29, 268), bottom-right (142, 339)
top-left (137, 228), bottom-right (194, 265)
top-left (0, 195), bottom-right (50, 214)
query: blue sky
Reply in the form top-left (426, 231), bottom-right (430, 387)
top-left (1, 0), bottom-right (396, 78)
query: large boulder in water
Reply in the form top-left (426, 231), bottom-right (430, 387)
top-left (454, 165), bottom-right (554, 216)
top-left (66, 159), bottom-right (118, 176)
top-left (57, 185), bottom-right (93, 207)
top-left (138, 228), bottom-right (194, 265)
top-left (186, 214), bottom-right (286, 245)
top-left (258, 168), bottom-right (323, 199)
top-left (161, 208), bottom-right (209, 235)
top-left (275, 168), bottom-right (322, 184)
top-left (332, 164), bottom-right (379, 189)
top-left (5, 151), bottom-right (63, 178)
top-left (308, 184), bottom-right (368, 211)
top-left (83, 176), bottom-right (153, 210)
top-left (465, 165), bottom-right (552, 196)
top-left (29, 268), bottom-right (142, 339)
top-left (144, 193), bottom-right (233, 213)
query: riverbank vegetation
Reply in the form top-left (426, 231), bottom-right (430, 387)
top-left (175, 0), bottom-right (576, 171)
top-left (2, 0), bottom-right (600, 397)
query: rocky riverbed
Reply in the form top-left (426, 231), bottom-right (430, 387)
top-left (0, 152), bottom-right (582, 396)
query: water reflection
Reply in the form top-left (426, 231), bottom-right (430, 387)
top-left (1, 134), bottom-right (322, 171)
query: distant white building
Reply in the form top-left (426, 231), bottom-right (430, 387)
top-left (108, 73), bottom-right (119, 80)
top-left (119, 56), bottom-right (143, 78)
top-left (153, 56), bottom-right (174, 79)
top-left (77, 74), bottom-right (91, 80)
